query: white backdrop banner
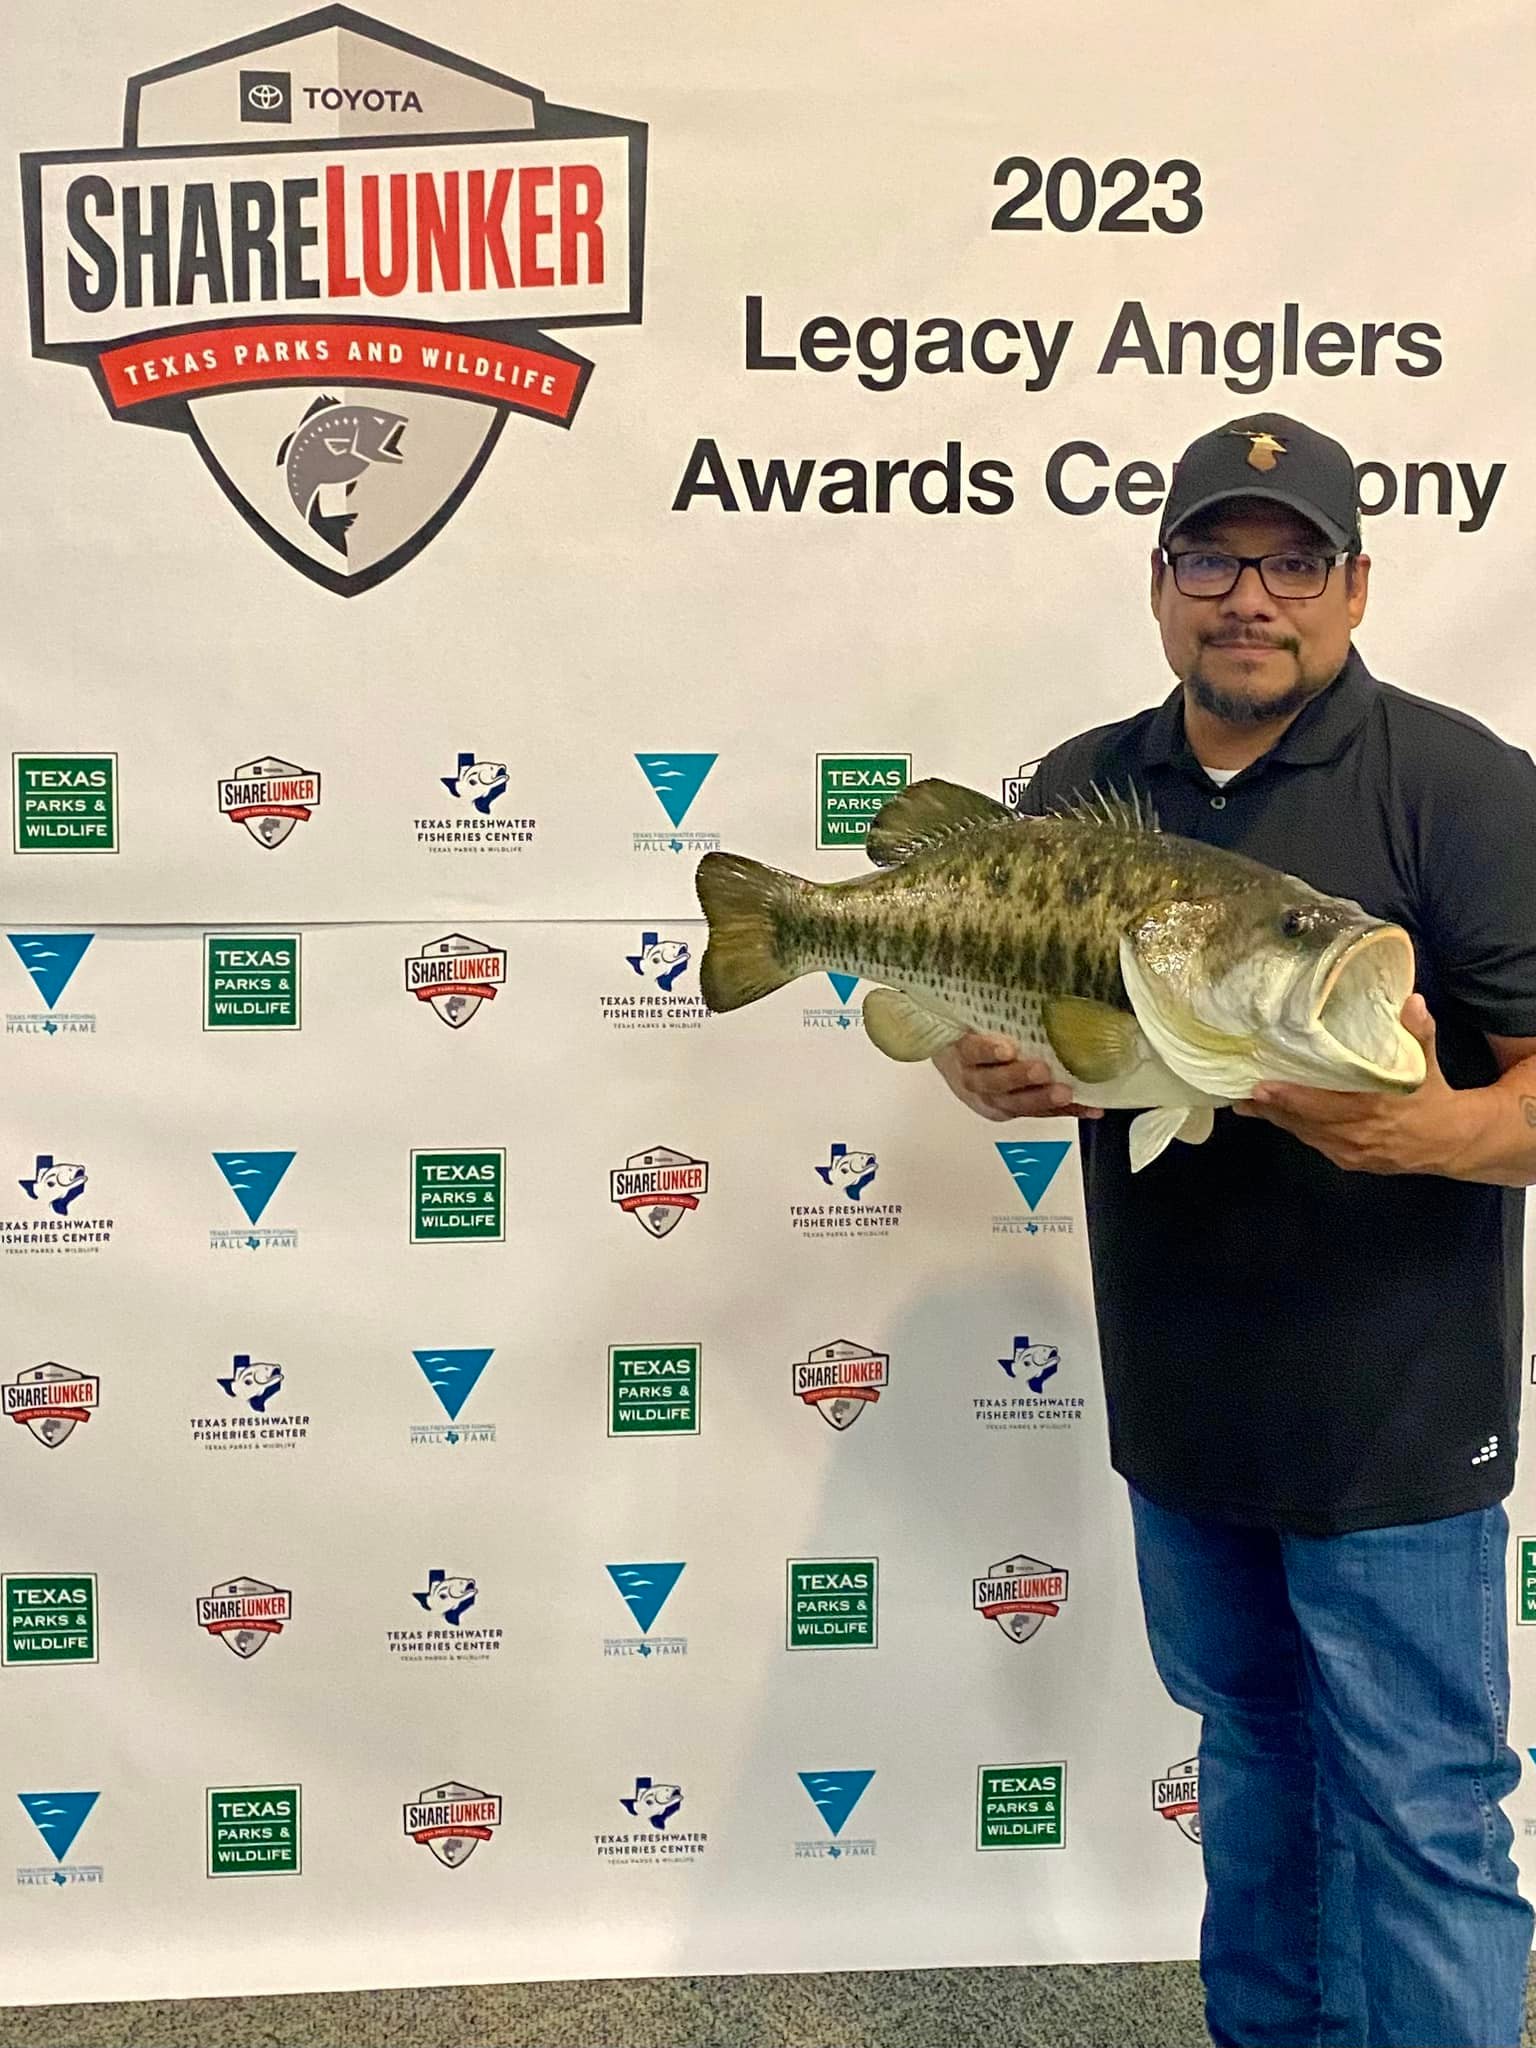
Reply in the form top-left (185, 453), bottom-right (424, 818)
top-left (1, 0), bottom-right (1533, 2006)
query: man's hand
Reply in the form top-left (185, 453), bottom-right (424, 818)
top-left (933, 1033), bottom-right (1104, 1124)
top-left (1231, 994), bottom-right (1471, 1175)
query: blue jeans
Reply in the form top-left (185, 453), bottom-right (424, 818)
top-left (1129, 1486), bottom-right (1532, 2048)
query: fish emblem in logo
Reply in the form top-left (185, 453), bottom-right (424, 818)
top-left (816, 1144), bottom-right (878, 1202)
top-left (626, 934), bottom-right (691, 991)
top-left (1227, 426), bottom-right (1286, 472)
top-left (610, 1145), bottom-right (709, 1238)
top-left (791, 1340), bottom-right (889, 1430)
top-left (218, 1355), bottom-right (285, 1412)
top-left (620, 1777), bottom-right (683, 1829)
top-left (405, 934), bottom-right (507, 1028)
top-left (414, 1569), bottom-right (477, 1625)
top-left (997, 1336), bottom-right (1060, 1389)
top-left (218, 756), bottom-right (321, 849)
top-left (277, 395), bottom-right (408, 555)
top-left (404, 1780), bottom-right (502, 1867)
top-left (196, 1575), bottom-right (292, 1658)
top-left (441, 753), bottom-right (509, 815)
top-left (972, 1551), bottom-right (1069, 1644)
top-left (18, 1156), bottom-right (86, 1215)
top-left (22, 9), bottom-right (646, 594)
top-left (3, 1362), bottom-right (100, 1448)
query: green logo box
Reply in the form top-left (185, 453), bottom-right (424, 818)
top-left (207, 1785), bottom-right (301, 1876)
top-left (13, 754), bottom-right (118, 854)
top-left (816, 754), bottom-right (910, 850)
top-left (786, 1557), bottom-right (878, 1649)
top-left (411, 1148), bottom-right (506, 1244)
top-left (3, 1572), bottom-right (98, 1666)
top-left (609, 1343), bottom-right (701, 1436)
top-left (204, 934), bottom-right (302, 1031)
top-left (1520, 1538), bottom-right (1536, 1625)
top-left (977, 1762), bottom-right (1066, 1850)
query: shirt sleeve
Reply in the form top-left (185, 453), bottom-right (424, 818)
top-left (1412, 730), bottom-right (1536, 1037)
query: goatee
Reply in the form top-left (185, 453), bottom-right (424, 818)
top-left (1187, 659), bottom-right (1326, 729)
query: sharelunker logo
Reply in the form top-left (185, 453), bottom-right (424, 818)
top-left (975, 1333), bottom-right (1085, 1434)
top-left (792, 1339), bottom-right (889, 1430)
top-left (787, 1559), bottom-right (878, 1649)
top-left (22, 7), bottom-right (647, 595)
top-left (3, 1574), bottom-right (98, 1667)
top-left (993, 1139), bottom-right (1074, 1236)
top-left (802, 971), bottom-right (861, 1032)
top-left (405, 1782), bottom-right (503, 1867)
top-left (604, 1562), bottom-right (686, 1658)
top-left (633, 754), bottom-right (720, 855)
top-left (796, 1771), bottom-right (876, 1860)
top-left (192, 1353), bottom-right (309, 1452)
top-left (405, 935), bottom-right (507, 1029)
top-left (792, 1143), bottom-right (901, 1239)
top-left (17, 1792), bottom-right (102, 1886)
top-left (6, 934), bottom-right (96, 1035)
top-left (977, 1764), bottom-right (1065, 1850)
top-left (218, 758), bottom-right (320, 848)
top-left (410, 1347), bottom-right (496, 1446)
top-left (610, 1145), bottom-right (709, 1238)
top-left (1153, 1757), bottom-right (1201, 1843)
top-left (207, 1786), bottom-right (301, 1875)
top-left (596, 1776), bottom-right (708, 1865)
top-left (211, 1150), bottom-right (297, 1250)
top-left (196, 1576), bottom-right (292, 1658)
top-left (4, 1364), bottom-right (100, 1448)
top-left (417, 752), bottom-right (537, 855)
top-left (388, 1568), bottom-right (503, 1664)
top-left (5, 1156), bottom-right (115, 1257)
top-left (1002, 758), bottom-right (1043, 810)
top-left (973, 1552), bottom-right (1068, 1644)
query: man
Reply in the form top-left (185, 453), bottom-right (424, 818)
top-left (936, 413), bottom-right (1536, 2048)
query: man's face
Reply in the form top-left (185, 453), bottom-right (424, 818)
top-left (1150, 500), bottom-right (1370, 727)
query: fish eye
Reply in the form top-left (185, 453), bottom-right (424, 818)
top-left (1280, 908), bottom-right (1308, 938)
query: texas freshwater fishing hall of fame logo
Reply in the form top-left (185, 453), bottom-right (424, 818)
top-left (21, 5), bottom-right (646, 595)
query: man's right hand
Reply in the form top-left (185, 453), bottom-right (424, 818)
top-left (933, 1033), bottom-right (1105, 1124)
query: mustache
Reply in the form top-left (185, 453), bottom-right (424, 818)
top-left (1201, 630), bottom-right (1300, 652)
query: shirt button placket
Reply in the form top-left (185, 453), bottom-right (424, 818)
top-left (1210, 794), bottom-right (1227, 810)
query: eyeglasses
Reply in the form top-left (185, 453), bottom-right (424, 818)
top-left (1163, 548), bottom-right (1349, 600)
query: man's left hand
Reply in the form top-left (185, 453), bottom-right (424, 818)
top-left (1232, 994), bottom-right (1472, 1175)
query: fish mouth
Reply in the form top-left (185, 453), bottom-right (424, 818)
top-left (1310, 927), bottom-right (1424, 1089)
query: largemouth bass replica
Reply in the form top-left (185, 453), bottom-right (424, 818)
top-left (695, 778), bottom-right (1425, 1170)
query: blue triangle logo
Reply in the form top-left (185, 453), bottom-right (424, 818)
top-left (412, 1348), bottom-right (494, 1421)
top-left (607, 1561), bottom-right (685, 1635)
top-left (825, 973), bottom-right (860, 1006)
top-left (212, 1151), bottom-right (295, 1224)
top-left (996, 1140), bottom-right (1071, 1211)
top-left (18, 1791), bottom-right (98, 1862)
top-left (635, 754), bottom-right (717, 827)
top-left (8, 934), bottom-right (93, 1011)
top-left (799, 1770), bottom-right (874, 1838)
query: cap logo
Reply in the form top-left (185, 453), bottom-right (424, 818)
top-left (1227, 427), bottom-right (1286, 473)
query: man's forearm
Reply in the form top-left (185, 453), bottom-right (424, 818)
top-left (1447, 1055), bottom-right (1536, 1187)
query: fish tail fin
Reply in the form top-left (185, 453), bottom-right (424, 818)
top-left (695, 852), bottom-right (811, 1012)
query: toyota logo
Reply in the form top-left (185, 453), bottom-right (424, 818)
top-left (246, 81), bottom-right (284, 110)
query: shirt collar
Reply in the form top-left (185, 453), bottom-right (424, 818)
top-left (1142, 647), bottom-right (1378, 776)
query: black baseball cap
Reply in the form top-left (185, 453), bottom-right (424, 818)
top-left (1159, 412), bottom-right (1361, 552)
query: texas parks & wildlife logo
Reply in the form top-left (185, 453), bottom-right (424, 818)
top-left (21, 6), bottom-right (646, 595)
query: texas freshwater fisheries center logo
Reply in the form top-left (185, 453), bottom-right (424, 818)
top-left (21, 5), bottom-right (646, 595)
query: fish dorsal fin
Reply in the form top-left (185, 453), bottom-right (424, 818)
top-left (1047, 779), bottom-right (1161, 835)
top-left (864, 778), bottom-right (1012, 867)
top-left (862, 987), bottom-right (966, 1062)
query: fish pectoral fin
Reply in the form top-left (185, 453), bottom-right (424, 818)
top-left (1043, 996), bottom-right (1141, 1082)
top-left (861, 987), bottom-right (965, 1062)
top-left (864, 779), bottom-right (1012, 867)
top-left (1129, 1104), bottom-right (1214, 1173)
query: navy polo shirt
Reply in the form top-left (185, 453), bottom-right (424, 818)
top-left (1020, 648), bottom-right (1536, 1535)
